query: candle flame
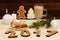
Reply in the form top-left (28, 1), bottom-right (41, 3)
top-left (54, 17), bottom-right (55, 20)
top-left (6, 8), bottom-right (8, 14)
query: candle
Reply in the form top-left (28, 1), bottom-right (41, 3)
top-left (51, 19), bottom-right (60, 29)
top-left (6, 8), bottom-right (8, 14)
top-left (12, 11), bottom-right (17, 20)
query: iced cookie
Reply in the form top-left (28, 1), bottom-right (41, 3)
top-left (46, 29), bottom-right (58, 37)
top-left (20, 30), bottom-right (30, 37)
top-left (8, 31), bottom-right (18, 38)
top-left (17, 5), bottom-right (26, 19)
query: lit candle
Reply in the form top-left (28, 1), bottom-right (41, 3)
top-left (6, 8), bottom-right (8, 14)
top-left (12, 11), bottom-right (17, 20)
top-left (54, 17), bottom-right (55, 20)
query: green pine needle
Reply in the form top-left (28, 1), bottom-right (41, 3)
top-left (29, 16), bottom-right (52, 29)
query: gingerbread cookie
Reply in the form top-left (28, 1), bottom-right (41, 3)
top-left (20, 30), bottom-right (30, 37)
top-left (17, 5), bottom-right (26, 19)
top-left (8, 31), bottom-right (18, 38)
top-left (33, 29), bottom-right (41, 37)
top-left (5, 28), bottom-right (14, 34)
top-left (46, 29), bottom-right (58, 37)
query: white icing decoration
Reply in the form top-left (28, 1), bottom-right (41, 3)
top-left (27, 8), bottom-right (35, 19)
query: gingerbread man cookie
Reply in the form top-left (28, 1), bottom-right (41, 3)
top-left (17, 5), bottom-right (26, 19)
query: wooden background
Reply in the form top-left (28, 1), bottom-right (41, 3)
top-left (0, 0), bottom-right (60, 19)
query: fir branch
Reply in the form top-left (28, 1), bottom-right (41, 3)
top-left (29, 16), bottom-right (52, 29)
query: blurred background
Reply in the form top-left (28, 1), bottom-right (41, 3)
top-left (0, 0), bottom-right (60, 19)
